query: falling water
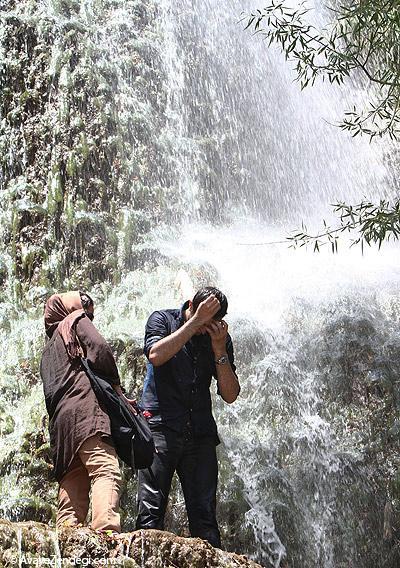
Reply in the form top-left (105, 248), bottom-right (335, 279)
top-left (50, 530), bottom-right (62, 568)
top-left (133, 1), bottom-right (400, 566)
top-left (1, 0), bottom-right (400, 567)
top-left (17, 526), bottom-right (22, 568)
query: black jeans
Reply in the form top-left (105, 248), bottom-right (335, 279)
top-left (135, 420), bottom-right (221, 548)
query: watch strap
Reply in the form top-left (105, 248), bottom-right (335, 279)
top-left (215, 354), bottom-right (229, 365)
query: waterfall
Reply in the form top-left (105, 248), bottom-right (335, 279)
top-left (1, 0), bottom-right (400, 567)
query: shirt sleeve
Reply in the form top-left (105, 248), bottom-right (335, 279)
top-left (76, 316), bottom-right (120, 385)
top-left (144, 310), bottom-right (171, 359)
top-left (226, 334), bottom-right (237, 375)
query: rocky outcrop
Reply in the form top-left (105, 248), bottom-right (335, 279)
top-left (0, 0), bottom-right (174, 302)
top-left (0, 520), bottom-right (262, 568)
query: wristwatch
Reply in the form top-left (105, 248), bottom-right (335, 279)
top-left (215, 354), bottom-right (229, 365)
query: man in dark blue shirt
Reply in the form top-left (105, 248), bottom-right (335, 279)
top-left (135, 286), bottom-right (240, 548)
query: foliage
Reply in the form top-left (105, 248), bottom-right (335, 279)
top-left (243, 1), bottom-right (400, 251)
top-left (244, 0), bottom-right (400, 140)
top-left (288, 200), bottom-right (400, 252)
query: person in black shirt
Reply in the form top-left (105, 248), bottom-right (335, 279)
top-left (135, 286), bottom-right (240, 548)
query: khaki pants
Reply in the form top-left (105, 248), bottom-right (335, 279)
top-left (56, 433), bottom-right (122, 532)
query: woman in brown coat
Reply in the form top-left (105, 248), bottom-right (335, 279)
top-left (40, 291), bottom-right (123, 532)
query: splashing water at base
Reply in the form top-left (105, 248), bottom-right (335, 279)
top-left (143, 220), bottom-right (400, 567)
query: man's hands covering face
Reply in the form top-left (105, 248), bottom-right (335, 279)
top-left (191, 295), bottom-right (228, 352)
top-left (205, 319), bottom-right (228, 354)
top-left (192, 294), bottom-right (221, 326)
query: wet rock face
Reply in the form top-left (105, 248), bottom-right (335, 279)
top-left (0, 520), bottom-right (262, 568)
top-left (1, 1), bottom-right (198, 548)
top-left (109, 337), bottom-right (146, 397)
top-left (0, 0), bottom-right (173, 300)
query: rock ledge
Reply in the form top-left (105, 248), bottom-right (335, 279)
top-left (0, 519), bottom-right (262, 567)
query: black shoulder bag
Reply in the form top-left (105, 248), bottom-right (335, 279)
top-left (80, 358), bottom-right (154, 470)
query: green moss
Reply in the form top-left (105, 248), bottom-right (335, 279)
top-left (47, 168), bottom-right (63, 215)
top-left (0, 411), bottom-right (15, 436)
top-left (77, 132), bottom-right (90, 160)
top-left (21, 245), bottom-right (46, 280)
top-left (0, 497), bottom-right (55, 524)
top-left (66, 152), bottom-right (77, 177)
top-left (390, 470), bottom-right (400, 500)
top-left (63, 193), bottom-right (75, 226)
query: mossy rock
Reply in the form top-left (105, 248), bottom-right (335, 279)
top-left (0, 497), bottom-right (55, 524)
top-left (0, 408), bottom-right (15, 436)
top-left (0, 519), bottom-right (263, 567)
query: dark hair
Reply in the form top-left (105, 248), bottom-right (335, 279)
top-left (192, 286), bottom-right (228, 320)
top-left (79, 291), bottom-right (94, 310)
